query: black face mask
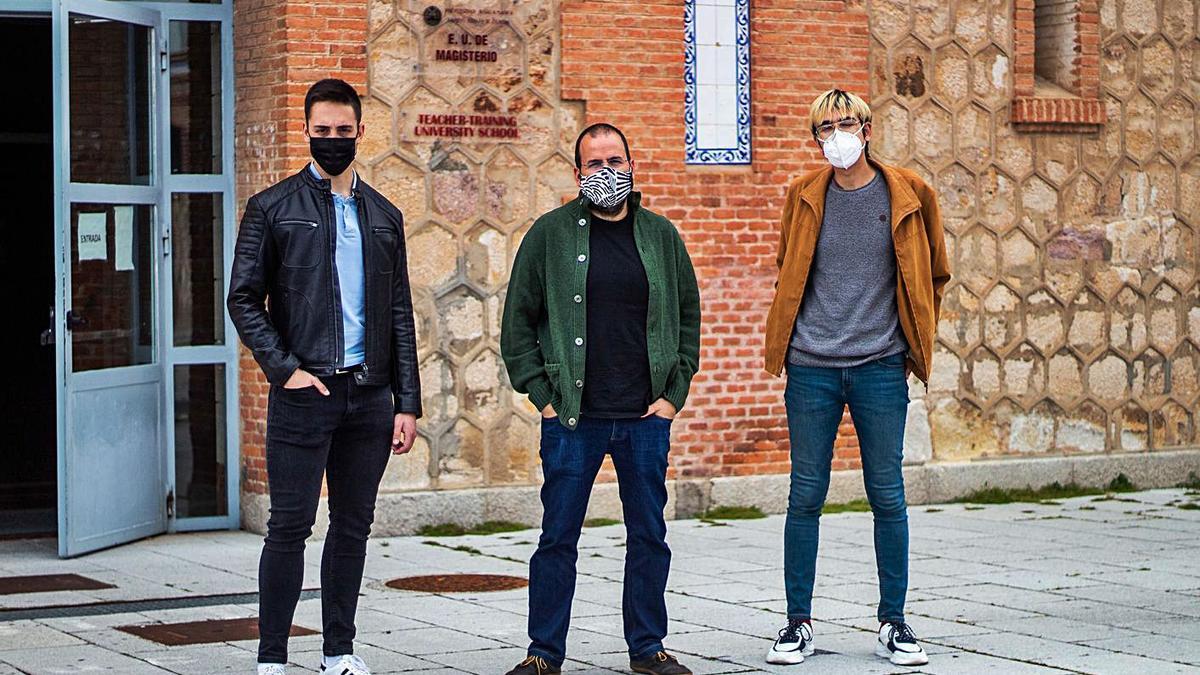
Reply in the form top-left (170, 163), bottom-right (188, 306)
top-left (309, 136), bottom-right (357, 177)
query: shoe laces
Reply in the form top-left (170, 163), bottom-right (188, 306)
top-left (887, 621), bottom-right (918, 644)
top-left (520, 656), bottom-right (551, 673)
top-left (778, 617), bottom-right (808, 643)
top-left (654, 651), bottom-right (677, 663)
top-left (258, 665), bottom-right (286, 675)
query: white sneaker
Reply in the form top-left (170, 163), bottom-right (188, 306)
top-left (766, 618), bottom-right (815, 665)
top-left (875, 622), bottom-right (928, 666)
top-left (321, 654), bottom-right (371, 675)
top-left (257, 664), bottom-right (286, 675)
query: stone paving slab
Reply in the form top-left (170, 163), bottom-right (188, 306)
top-left (0, 489), bottom-right (1198, 673)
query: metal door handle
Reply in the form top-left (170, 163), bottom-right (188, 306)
top-left (39, 306), bottom-right (54, 346)
top-left (66, 310), bottom-right (88, 331)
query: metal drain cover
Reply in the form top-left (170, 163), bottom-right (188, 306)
top-left (117, 617), bottom-right (317, 646)
top-left (0, 574), bottom-right (115, 596)
top-left (385, 573), bottom-right (528, 593)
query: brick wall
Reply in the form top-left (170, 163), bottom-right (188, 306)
top-left (561, 0), bottom-right (872, 477)
top-left (233, 0), bottom-right (368, 495)
top-left (233, 0), bottom-right (1199, 512)
top-left (235, 0), bottom-right (879, 499)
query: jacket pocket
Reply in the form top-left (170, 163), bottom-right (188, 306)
top-left (893, 212), bottom-right (925, 247)
top-left (275, 219), bottom-right (321, 269)
top-left (272, 285), bottom-right (314, 355)
top-left (371, 226), bottom-right (398, 275)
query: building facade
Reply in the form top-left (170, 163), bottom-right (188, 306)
top-left (9, 0), bottom-right (1198, 555)
top-left (233, 0), bottom-right (1200, 534)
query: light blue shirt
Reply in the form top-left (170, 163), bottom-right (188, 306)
top-left (311, 163), bottom-right (365, 367)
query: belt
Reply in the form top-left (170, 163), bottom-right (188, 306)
top-left (333, 363), bottom-right (365, 375)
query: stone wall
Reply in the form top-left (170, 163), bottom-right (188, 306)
top-left (868, 0), bottom-right (1200, 458)
top-left (237, 0), bottom-right (1200, 528)
top-left (361, 0), bottom-right (586, 492)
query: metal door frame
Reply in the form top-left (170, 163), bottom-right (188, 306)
top-left (45, 0), bottom-right (238, 555)
top-left (157, 0), bottom-right (238, 532)
top-left (53, 0), bottom-right (165, 556)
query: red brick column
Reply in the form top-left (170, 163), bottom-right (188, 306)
top-left (233, 0), bottom-right (368, 498)
top-left (561, 0), bottom-right (872, 478)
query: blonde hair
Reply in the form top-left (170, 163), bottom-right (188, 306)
top-left (808, 89), bottom-right (872, 136)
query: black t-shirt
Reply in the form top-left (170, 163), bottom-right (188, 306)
top-left (581, 207), bottom-right (653, 418)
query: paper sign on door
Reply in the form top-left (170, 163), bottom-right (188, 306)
top-left (77, 212), bottom-right (107, 262)
top-left (114, 206), bottom-right (134, 271)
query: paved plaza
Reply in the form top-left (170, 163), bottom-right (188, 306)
top-left (0, 489), bottom-right (1198, 674)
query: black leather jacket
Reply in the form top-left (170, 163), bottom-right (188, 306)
top-left (227, 167), bottom-right (422, 417)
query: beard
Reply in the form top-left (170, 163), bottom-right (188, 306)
top-left (590, 195), bottom-right (628, 216)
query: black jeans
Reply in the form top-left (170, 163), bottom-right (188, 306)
top-left (257, 375), bottom-right (393, 664)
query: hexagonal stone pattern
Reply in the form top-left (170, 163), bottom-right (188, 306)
top-left (367, 0), bottom-right (581, 489)
top-left (359, 0), bottom-right (1200, 485)
top-left (429, 151), bottom-right (480, 226)
top-left (369, 22), bottom-right (419, 105)
top-left (870, 0), bottom-right (1200, 456)
top-left (406, 224), bottom-right (458, 289)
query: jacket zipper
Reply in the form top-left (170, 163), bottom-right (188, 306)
top-left (358, 194), bottom-right (371, 377)
top-left (277, 219), bottom-right (317, 228)
top-left (325, 192), bottom-right (343, 368)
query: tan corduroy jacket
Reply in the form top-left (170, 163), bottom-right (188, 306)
top-left (763, 161), bottom-right (951, 382)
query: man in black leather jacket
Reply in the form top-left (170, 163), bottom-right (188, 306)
top-left (228, 78), bottom-right (421, 675)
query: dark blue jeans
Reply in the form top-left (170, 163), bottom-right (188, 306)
top-left (527, 415), bottom-right (673, 667)
top-left (257, 376), bottom-right (394, 664)
top-left (783, 352), bottom-right (910, 623)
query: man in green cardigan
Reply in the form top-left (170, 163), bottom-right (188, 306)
top-left (500, 123), bottom-right (701, 675)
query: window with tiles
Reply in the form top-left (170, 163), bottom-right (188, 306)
top-left (684, 0), bottom-right (751, 164)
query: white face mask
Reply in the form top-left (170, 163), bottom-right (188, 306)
top-left (820, 128), bottom-right (864, 170)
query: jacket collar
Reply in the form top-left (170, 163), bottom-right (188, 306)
top-left (300, 163), bottom-right (360, 197)
top-left (799, 160), bottom-right (920, 232)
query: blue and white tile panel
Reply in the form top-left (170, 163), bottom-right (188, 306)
top-left (684, 0), bottom-right (751, 164)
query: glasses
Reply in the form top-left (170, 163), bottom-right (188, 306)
top-left (582, 157), bottom-right (629, 173)
top-left (814, 118), bottom-right (864, 141)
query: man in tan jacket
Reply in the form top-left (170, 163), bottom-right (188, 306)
top-left (762, 89), bottom-right (950, 668)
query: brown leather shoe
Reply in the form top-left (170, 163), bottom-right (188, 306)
top-left (630, 651), bottom-right (692, 675)
top-left (505, 655), bottom-right (561, 675)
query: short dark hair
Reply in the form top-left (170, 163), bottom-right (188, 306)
top-left (573, 123), bottom-right (631, 169)
top-left (304, 79), bottom-right (362, 123)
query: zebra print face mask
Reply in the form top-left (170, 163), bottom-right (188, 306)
top-left (579, 166), bottom-right (633, 210)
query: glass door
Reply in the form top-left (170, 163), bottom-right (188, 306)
top-left (53, 0), bottom-right (166, 556)
top-left (160, 5), bottom-right (238, 532)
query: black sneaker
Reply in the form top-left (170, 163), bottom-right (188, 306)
top-left (630, 650), bottom-right (692, 675)
top-left (765, 617), bottom-right (814, 665)
top-left (876, 621), bottom-right (928, 666)
top-left (505, 655), bottom-right (561, 675)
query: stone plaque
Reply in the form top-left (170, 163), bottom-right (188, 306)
top-left (400, 0), bottom-right (531, 144)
